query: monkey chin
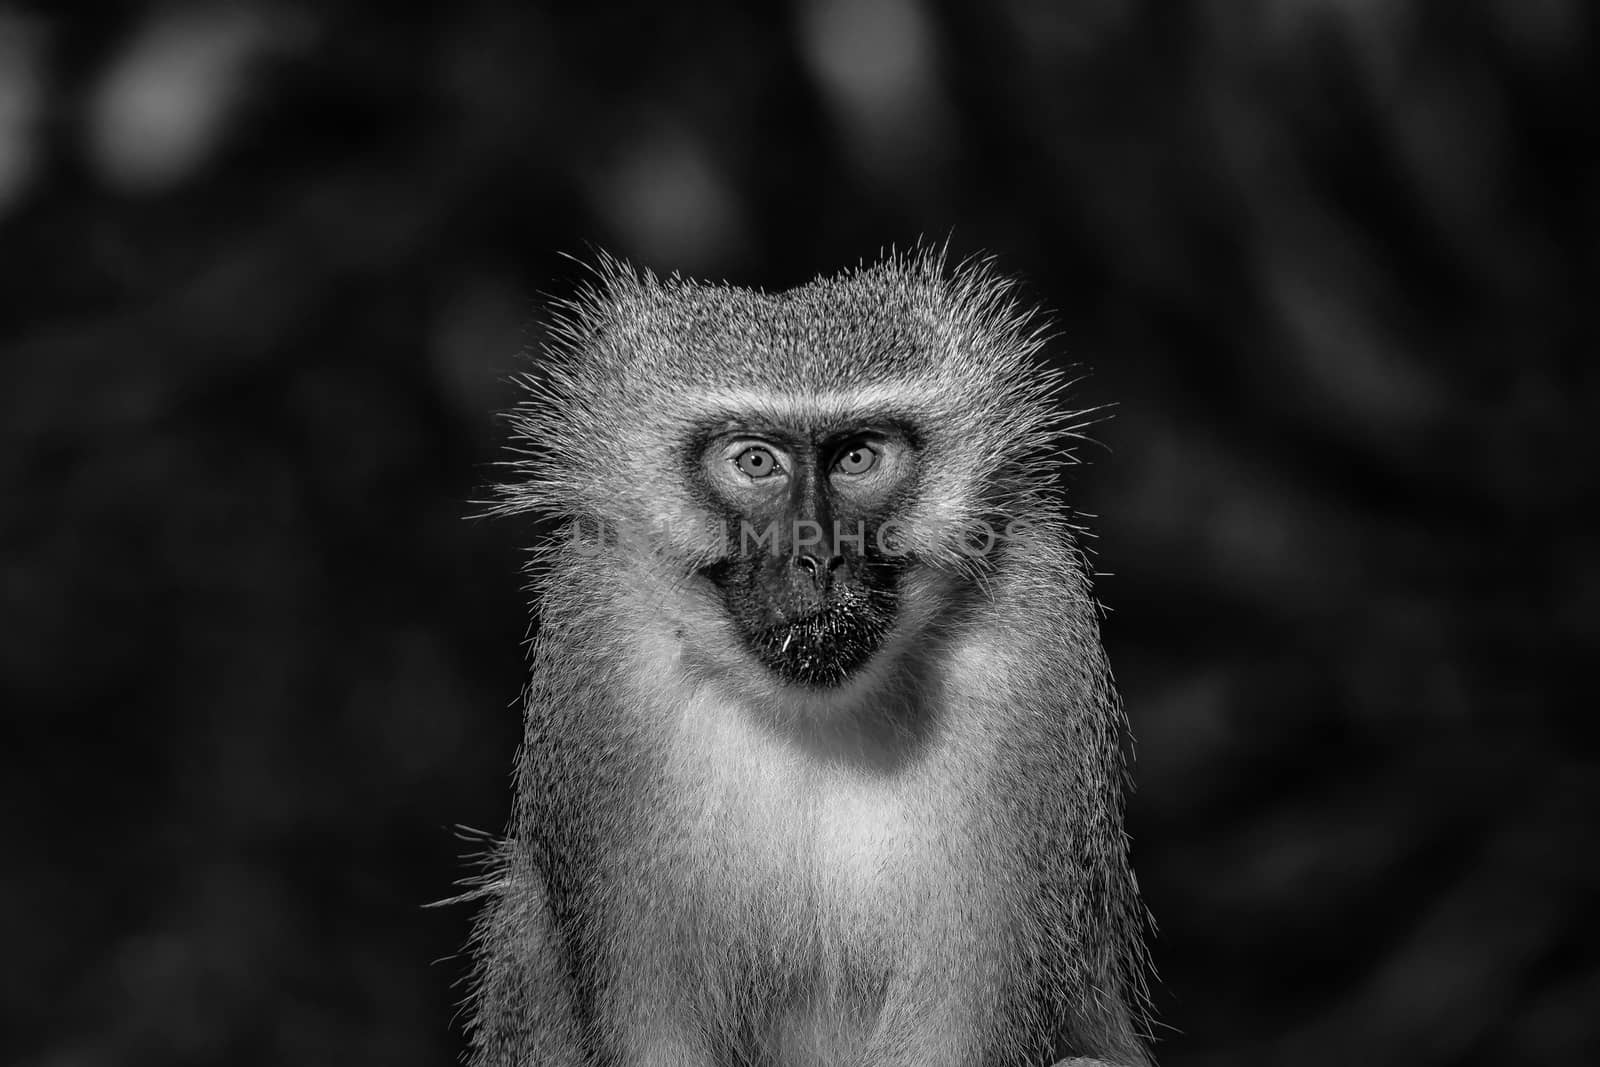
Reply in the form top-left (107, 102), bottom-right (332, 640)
top-left (746, 600), bottom-right (894, 690)
top-left (668, 563), bottom-right (973, 765)
top-left (721, 591), bottom-right (965, 775)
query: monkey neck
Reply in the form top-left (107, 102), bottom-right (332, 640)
top-left (598, 565), bottom-right (981, 774)
top-left (601, 565), bottom-right (1086, 783)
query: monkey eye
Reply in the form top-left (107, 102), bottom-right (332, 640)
top-left (834, 444), bottom-right (878, 476)
top-left (734, 446), bottom-right (781, 479)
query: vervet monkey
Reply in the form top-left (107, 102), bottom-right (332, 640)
top-left (460, 252), bottom-right (1154, 1066)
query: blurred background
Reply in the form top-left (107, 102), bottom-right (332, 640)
top-left (2, 1), bottom-right (1593, 1064)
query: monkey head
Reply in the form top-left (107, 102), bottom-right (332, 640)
top-left (497, 254), bottom-right (1075, 698)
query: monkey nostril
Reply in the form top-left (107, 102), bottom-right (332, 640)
top-left (793, 554), bottom-right (844, 588)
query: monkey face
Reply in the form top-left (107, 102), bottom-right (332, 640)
top-left (695, 423), bottom-right (919, 688)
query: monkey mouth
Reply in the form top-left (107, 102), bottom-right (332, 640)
top-left (749, 595), bottom-right (896, 688)
top-left (700, 553), bottom-right (905, 688)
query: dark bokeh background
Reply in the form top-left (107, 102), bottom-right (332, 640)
top-left (3, 2), bottom-right (1594, 1065)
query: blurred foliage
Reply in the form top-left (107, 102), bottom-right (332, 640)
top-left (1, 2), bottom-right (1594, 1065)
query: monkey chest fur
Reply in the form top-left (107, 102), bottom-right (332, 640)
top-left (645, 687), bottom-right (976, 1030)
top-left (667, 687), bottom-right (927, 928)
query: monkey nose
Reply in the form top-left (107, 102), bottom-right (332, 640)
top-left (793, 553), bottom-right (844, 591)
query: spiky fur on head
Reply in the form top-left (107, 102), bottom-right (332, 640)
top-left (462, 249), bottom-right (1154, 1067)
top-left (491, 249), bottom-right (1087, 575)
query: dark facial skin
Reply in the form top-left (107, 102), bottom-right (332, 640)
top-left (695, 422), bottom-right (919, 688)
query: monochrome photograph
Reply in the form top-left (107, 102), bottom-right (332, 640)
top-left (1, 3), bottom-right (1590, 1065)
